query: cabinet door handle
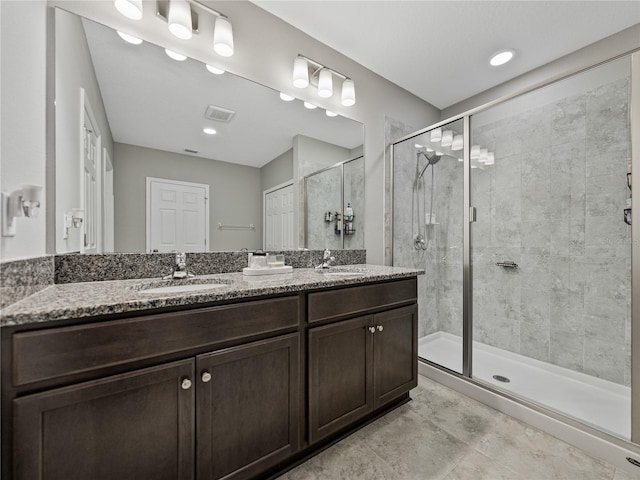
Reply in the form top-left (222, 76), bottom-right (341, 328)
top-left (201, 371), bottom-right (212, 383)
top-left (377, 325), bottom-right (384, 332)
top-left (181, 377), bottom-right (192, 390)
top-left (368, 326), bottom-right (376, 334)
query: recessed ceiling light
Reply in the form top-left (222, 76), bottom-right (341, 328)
top-left (489, 49), bottom-right (515, 66)
top-left (279, 92), bottom-right (295, 101)
top-left (117, 31), bottom-right (143, 45)
top-left (203, 127), bottom-right (217, 135)
top-left (325, 110), bottom-right (338, 117)
top-left (206, 64), bottom-right (225, 75)
top-left (414, 143), bottom-right (423, 149)
top-left (165, 49), bottom-right (187, 61)
top-left (303, 102), bottom-right (317, 110)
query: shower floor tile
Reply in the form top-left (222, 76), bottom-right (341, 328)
top-left (419, 332), bottom-right (631, 439)
top-left (279, 375), bottom-right (629, 480)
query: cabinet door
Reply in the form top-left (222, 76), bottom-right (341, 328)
top-left (373, 304), bottom-right (418, 409)
top-left (308, 315), bottom-right (374, 444)
top-left (197, 333), bottom-right (300, 480)
top-left (13, 359), bottom-right (195, 480)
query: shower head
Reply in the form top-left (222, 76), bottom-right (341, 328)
top-left (416, 151), bottom-right (442, 180)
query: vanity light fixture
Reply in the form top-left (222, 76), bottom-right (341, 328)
top-left (293, 57), bottom-right (310, 88)
top-left (206, 64), bottom-right (225, 75)
top-left (168, 0), bottom-right (193, 40)
top-left (479, 148), bottom-right (489, 163)
top-left (117, 31), bottom-right (143, 44)
top-left (489, 49), bottom-right (515, 66)
top-left (430, 128), bottom-right (442, 143)
top-left (154, 1), bottom-right (235, 57)
top-left (2, 185), bottom-right (43, 237)
top-left (451, 134), bottom-right (463, 151)
top-left (63, 209), bottom-right (84, 240)
top-left (213, 16), bottom-right (234, 57)
top-left (114, 0), bottom-right (143, 20)
top-left (326, 110), bottom-right (338, 117)
top-left (303, 102), bottom-right (317, 110)
top-left (470, 145), bottom-right (481, 159)
top-left (485, 152), bottom-right (495, 165)
top-left (318, 69), bottom-right (333, 98)
top-left (279, 92), bottom-right (295, 101)
top-left (203, 127), bottom-right (217, 135)
top-left (293, 55), bottom-right (356, 106)
top-left (440, 130), bottom-right (454, 147)
top-left (165, 48), bottom-right (187, 61)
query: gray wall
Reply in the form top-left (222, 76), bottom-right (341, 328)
top-left (55, 8), bottom-right (114, 253)
top-left (113, 143), bottom-right (262, 252)
top-left (0, 0), bottom-right (48, 260)
top-left (260, 149), bottom-right (293, 193)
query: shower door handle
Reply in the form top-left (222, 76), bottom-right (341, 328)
top-left (469, 207), bottom-right (476, 223)
top-left (496, 261), bottom-right (518, 268)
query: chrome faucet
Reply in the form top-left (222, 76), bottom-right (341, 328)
top-left (163, 252), bottom-right (195, 279)
top-left (315, 249), bottom-right (336, 270)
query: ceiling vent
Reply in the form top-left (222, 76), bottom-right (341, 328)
top-left (204, 104), bottom-right (236, 123)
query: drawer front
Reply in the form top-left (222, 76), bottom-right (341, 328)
top-left (13, 296), bottom-right (300, 386)
top-left (308, 278), bottom-right (417, 324)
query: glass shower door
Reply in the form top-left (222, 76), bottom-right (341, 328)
top-left (393, 119), bottom-right (465, 373)
top-left (470, 56), bottom-right (632, 439)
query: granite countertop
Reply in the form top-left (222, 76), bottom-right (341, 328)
top-left (0, 265), bottom-right (423, 327)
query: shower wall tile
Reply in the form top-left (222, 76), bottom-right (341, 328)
top-left (550, 328), bottom-right (584, 372)
top-left (550, 93), bottom-right (586, 147)
top-left (583, 337), bottom-right (626, 384)
top-left (520, 322), bottom-right (550, 363)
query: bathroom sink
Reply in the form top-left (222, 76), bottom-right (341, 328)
top-left (139, 283), bottom-right (228, 294)
top-left (318, 271), bottom-right (367, 278)
top-left (136, 278), bottom-right (233, 295)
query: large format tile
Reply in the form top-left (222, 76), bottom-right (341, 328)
top-left (475, 414), bottom-right (615, 479)
top-left (444, 450), bottom-right (525, 480)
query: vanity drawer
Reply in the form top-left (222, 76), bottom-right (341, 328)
top-left (308, 278), bottom-right (417, 323)
top-left (12, 296), bottom-right (300, 386)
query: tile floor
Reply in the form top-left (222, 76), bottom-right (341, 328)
top-left (279, 375), bottom-right (640, 480)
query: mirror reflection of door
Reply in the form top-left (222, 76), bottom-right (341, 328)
top-left (264, 182), bottom-right (294, 250)
top-left (146, 178), bottom-right (209, 253)
top-left (102, 148), bottom-right (114, 253)
top-left (81, 89), bottom-right (101, 254)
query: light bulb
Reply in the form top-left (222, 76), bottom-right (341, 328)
top-left (430, 128), bottom-right (442, 142)
top-left (213, 16), bottom-right (234, 57)
top-left (206, 64), bottom-right (225, 75)
top-left (341, 79), bottom-right (356, 106)
top-left (441, 130), bottom-right (453, 147)
top-left (451, 134), bottom-right (463, 151)
top-left (165, 49), bottom-right (187, 61)
top-left (117, 31), bottom-right (143, 45)
top-left (303, 102), bottom-right (317, 110)
top-left (489, 49), bottom-right (515, 66)
top-left (293, 57), bottom-right (309, 88)
top-left (279, 92), bottom-right (295, 101)
top-left (318, 69), bottom-right (333, 98)
top-left (114, 0), bottom-right (143, 20)
top-left (168, 0), bottom-right (192, 40)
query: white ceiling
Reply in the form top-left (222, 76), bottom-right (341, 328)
top-left (251, 1), bottom-right (640, 109)
top-left (82, 17), bottom-right (363, 168)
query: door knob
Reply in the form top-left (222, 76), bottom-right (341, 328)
top-left (201, 371), bottom-right (212, 383)
top-left (377, 325), bottom-right (384, 332)
top-left (368, 326), bottom-right (376, 334)
top-left (181, 377), bottom-right (192, 390)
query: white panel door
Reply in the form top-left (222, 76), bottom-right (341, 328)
top-left (81, 104), bottom-right (100, 253)
top-left (147, 178), bottom-right (209, 253)
top-left (264, 183), bottom-right (294, 250)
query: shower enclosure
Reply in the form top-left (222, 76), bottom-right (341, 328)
top-left (391, 53), bottom-right (638, 444)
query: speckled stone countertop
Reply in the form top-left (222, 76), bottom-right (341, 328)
top-left (0, 265), bottom-right (423, 327)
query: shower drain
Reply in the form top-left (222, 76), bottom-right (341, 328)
top-left (492, 375), bottom-right (511, 383)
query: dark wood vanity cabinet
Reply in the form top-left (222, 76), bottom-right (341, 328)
top-left (4, 277), bottom-right (418, 480)
top-left (13, 359), bottom-right (196, 480)
top-left (307, 281), bottom-right (418, 444)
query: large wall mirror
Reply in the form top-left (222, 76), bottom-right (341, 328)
top-left (53, 8), bottom-right (364, 254)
